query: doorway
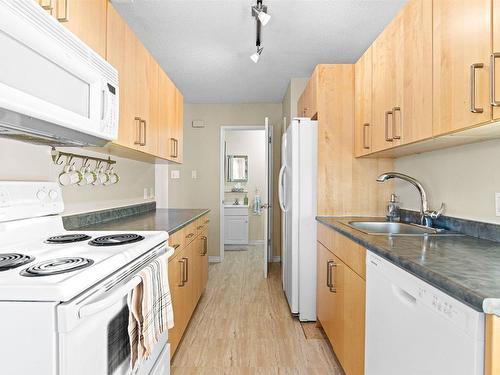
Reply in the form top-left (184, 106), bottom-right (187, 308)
top-left (219, 124), bottom-right (273, 278)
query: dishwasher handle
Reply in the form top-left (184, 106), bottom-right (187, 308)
top-left (392, 285), bottom-right (417, 307)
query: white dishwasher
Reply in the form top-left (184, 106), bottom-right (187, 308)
top-left (365, 251), bottom-right (484, 375)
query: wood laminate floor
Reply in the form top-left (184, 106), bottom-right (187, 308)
top-left (171, 245), bottom-right (343, 374)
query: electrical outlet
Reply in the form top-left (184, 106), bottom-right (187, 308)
top-left (192, 170), bottom-right (197, 179)
top-left (143, 188), bottom-right (148, 200)
top-left (149, 187), bottom-right (154, 199)
top-left (170, 170), bottom-right (180, 179)
top-left (496, 193), bottom-right (500, 216)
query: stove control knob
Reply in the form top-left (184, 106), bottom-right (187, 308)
top-left (48, 190), bottom-right (59, 200)
top-left (36, 190), bottom-right (47, 200)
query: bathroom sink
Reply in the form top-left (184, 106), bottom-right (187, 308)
top-left (345, 221), bottom-right (449, 236)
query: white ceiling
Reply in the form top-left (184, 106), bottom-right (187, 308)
top-left (112, 0), bottom-right (406, 103)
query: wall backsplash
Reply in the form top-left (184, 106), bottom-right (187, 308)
top-left (0, 138), bottom-right (155, 215)
top-left (395, 138), bottom-right (500, 224)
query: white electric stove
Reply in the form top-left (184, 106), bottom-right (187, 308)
top-left (0, 181), bottom-right (173, 375)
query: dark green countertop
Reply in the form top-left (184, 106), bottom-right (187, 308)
top-left (78, 208), bottom-right (210, 235)
top-left (317, 216), bottom-right (500, 315)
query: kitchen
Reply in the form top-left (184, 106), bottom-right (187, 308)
top-left (0, 0), bottom-right (499, 374)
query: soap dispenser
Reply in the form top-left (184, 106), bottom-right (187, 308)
top-left (386, 193), bottom-right (400, 222)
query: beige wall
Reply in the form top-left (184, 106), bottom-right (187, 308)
top-left (224, 130), bottom-right (266, 242)
top-left (168, 103), bottom-right (283, 258)
top-left (395, 139), bottom-right (500, 223)
top-left (282, 78), bottom-right (308, 130)
top-left (0, 138), bottom-right (155, 215)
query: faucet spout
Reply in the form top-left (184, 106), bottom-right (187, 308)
top-left (376, 172), bottom-right (429, 225)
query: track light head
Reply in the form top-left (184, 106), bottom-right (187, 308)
top-left (250, 46), bottom-right (264, 63)
top-left (252, 4), bottom-right (271, 26)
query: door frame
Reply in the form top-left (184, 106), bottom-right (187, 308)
top-left (219, 125), bottom-right (273, 264)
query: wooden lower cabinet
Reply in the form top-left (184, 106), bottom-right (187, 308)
top-left (168, 215), bottom-right (209, 358)
top-left (317, 225), bottom-right (366, 375)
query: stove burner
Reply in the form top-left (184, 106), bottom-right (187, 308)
top-left (0, 253), bottom-right (34, 271)
top-left (46, 234), bottom-right (92, 244)
top-left (20, 257), bottom-right (94, 277)
top-left (89, 234), bottom-right (145, 247)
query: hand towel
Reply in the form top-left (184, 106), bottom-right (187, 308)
top-left (127, 253), bottom-right (174, 371)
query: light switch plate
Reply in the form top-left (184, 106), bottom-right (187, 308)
top-left (192, 170), bottom-right (197, 179)
top-left (496, 193), bottom-right (500, 216)
top-left (192, 120), bottom-right (205, 128)
top-left (170, 170), bottom-right (180, 179)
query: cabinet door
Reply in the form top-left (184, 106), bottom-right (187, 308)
top-left (134, 42), bottom-right (159, 155)
top-left (224, 215), bottom-right (249, 244)
top-left (354, 47), bottom-right (373, 156)
top-left (106, 5), bottom-right (139, 148)
top-left (316, 243), bottom-right (338, 350)
top-left (54, 0), bottom-right (107, 58)
top-left (397, 0), bottom-right (433, 144)
top-left (433, 0), bottom-right (491, 135)
top-left (168, 252), bottom-right (188, 357)
top-left (493, 0), bottom-right (500, 120)
top-left (200, 230), bottom-right (209, 292)
top-left (372, 15), bottom-right (400, 152)
top-left (157, 70), bottom-right (177, 160)
top-left (173, 88), bottom-right (184, 163)
top-left (337, 256), bottom-right (366, 375)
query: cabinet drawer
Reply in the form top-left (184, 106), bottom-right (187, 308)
top-left (317, 223), bottom-right (366, 280)
top-left (168, 229), bottom-right (184, 258)
top-left (183, 223), bottom-right (197, 245)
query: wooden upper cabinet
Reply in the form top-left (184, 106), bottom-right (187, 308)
top-left (354, 47), bottom-right (373, 156)
top-left (433, 0), bottom-right (491, 135)
top-left (37, 0), bottom-right (107, 58)
top-left (372, 14), bottom-right (400, 152)
top-left (493, 0), bottom-right (500, 120)
top-left (174, 89), bottom-right (184, 163)
top-left (372, 0), bottom-right (432, 152)
top-left (298, 69), bottom-right (318, 119)
top-left (397, 0), bottom-right (432, 144)
top-left (157, 69), bottom-right (176, 160)
top-left (106, 5), bottom-right (138, 149)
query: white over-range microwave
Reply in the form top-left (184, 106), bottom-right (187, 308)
top-left (0, 0), bottom-right (119, 146)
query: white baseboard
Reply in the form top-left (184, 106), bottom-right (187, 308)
top-left (249, 240), bottom-right (265, 245)
top-left (271, 256), bottom-right (281, 263)
top-left (209, 256), bottom-right (222, 263)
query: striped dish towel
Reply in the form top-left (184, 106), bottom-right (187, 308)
top-left (127, 252), bottom-right (174, 371)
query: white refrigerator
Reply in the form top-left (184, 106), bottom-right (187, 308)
top-left (278, 118), bottom-right (317, 322)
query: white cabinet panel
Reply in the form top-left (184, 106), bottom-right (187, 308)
top-left (224, 215), bottom-right (249, 245)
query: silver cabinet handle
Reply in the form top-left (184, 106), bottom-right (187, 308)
top-left (201, 236), bottom-right (208, 256)
top-left (326, 260), bottom-right (337, 293)
top-left (140, 120), bottom-right (146, 146)
top-left (56, 0), bottom-right (69, 22)
top-left (385, 111), bottom-right (393, 142)
top-left (178, 258), bottom-right (186, 287)
top-left (491, 53), bottom-right (500, 106)
top-left (392, 106), bottom-right (401, 140)
top-left (362, 123), bottom-right (370, 149)
top-left (470, 63), bottom-right (484, 113)
top-left (170, 138), bottom-right (178, 158)
top-left (183, 257), bottom-right (189, 283)
top-left (134, 117), bottom-right (142, 145)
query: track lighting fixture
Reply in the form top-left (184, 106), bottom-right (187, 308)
top-left (250, 46), bottom-right (264, 63)
top-left (250, 0), bottom-right (270, 63)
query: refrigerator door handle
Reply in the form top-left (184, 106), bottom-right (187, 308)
top-left (278, 164), bottom-right (288, 212)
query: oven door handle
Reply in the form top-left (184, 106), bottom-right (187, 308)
top-left (78, 275), bottom-right (142, 319)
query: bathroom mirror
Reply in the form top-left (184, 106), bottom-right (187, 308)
top-left (227, 155), bottom-right (248, 182)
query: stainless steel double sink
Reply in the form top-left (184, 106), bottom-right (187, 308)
top-left (343, 220), bottom-right (455, 236)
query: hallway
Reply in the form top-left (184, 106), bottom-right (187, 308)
top-left (171, 246), bottom-right (342, 374)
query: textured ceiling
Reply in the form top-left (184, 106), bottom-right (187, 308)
top-left (112, 0), bottom-right (406, 103)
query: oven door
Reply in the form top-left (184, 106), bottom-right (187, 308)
top-left (57, 246), bottom-right (171, 375)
